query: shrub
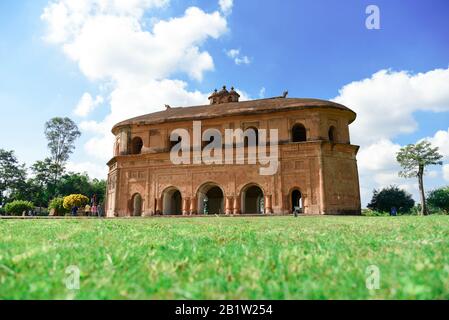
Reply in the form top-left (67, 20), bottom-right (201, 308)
top-left (4, 200), bottom-right (34, 216)
top-left (49, 197), bottom-right (69, 216)
top-left (0, 206), bottom-right (5, 216)
top-left (367, 185), bottom-right (415, 214)
top-left (427, 187), bottom-right (449, 214)
top-left (63, 194), bottom-right (89, 210)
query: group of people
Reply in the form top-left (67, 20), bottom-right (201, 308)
top-left (70, 195), bottom-right (104, 217)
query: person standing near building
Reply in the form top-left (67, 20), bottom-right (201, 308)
top-left (84, 204), bottom-right (91, 217)
top-left (91, 204), bottom-right (98, 217)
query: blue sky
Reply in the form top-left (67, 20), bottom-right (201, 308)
top-left (1, 0), bottom-right (449, 206)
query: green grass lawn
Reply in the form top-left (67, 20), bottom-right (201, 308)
top-left (1, 216), bottom-right (449, 300)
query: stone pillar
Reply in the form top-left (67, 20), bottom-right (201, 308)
top-left (182, 198), bottom-right (190, 216)
top-left (225, 197), bottom-right (233, 215)
top-left (156, 197), bottom-right (163, 215)
top-left (190, 197), bottom-right (198, 215)
top-left (265, 195), bottom-right (273, 214)
top-left (233, 196), bottom-right (241, 215)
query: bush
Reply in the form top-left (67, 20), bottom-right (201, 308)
top-left (49, 197), bottom-right (69, 216)
top-left (63, 194), bottom-right (89, 210)
top-left (427, 187), bottom-right (449, 214)
top-left (4, 200), bottom-right (34, 216)
top-left (0, 206), bottom-right (5, 216)
top-left (367, 185), bottom-right (415, 214)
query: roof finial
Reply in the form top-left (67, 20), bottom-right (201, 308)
top-left (283, 90), bottom-right (289, 98)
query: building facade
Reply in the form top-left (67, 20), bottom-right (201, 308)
top-left (106, 87), bottom-right (361, 217)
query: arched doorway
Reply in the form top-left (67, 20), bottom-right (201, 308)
top-left (291, 189), bottom-right (303, 214)
top-left (162, 188), bottom-right (182, 215)
top-left (197, 183), bottom-right (224, 215)
top-left (131, 137), bottom-right (143, 154)
top-left (242, 185), bottom-right (264, 214)
top-left (328, 126), bottom-right (336, 143)
top-left (292, 124), bottom-right (307, 142)
top-left (131, 193), bottom-right (142, 216)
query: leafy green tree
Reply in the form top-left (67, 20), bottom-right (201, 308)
top-left (90, 178), bottom-right (107, 205)
top-left (427, 187), bottom-right (449, 214)
top-left (0, 149), bottom-right (27, 206)
top-left (48, 197), bottom-right (69, 216)
top-left (55, 172), bottom-right (91, 197)
top-left (396, 141), bottom-right (443, 215)
top-left (27, 158), bottom-right (62, 206)
top-left (367, 185), bottom-right (415, 214)
top-left (44, 117), bottom-right (81, 184)
top-left (5, 200), bottom-right (34, 216)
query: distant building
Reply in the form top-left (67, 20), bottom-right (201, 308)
top-left (106, 86), bottom-right (361, 217)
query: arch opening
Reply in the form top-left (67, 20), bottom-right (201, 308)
top-left (292, 124), bottom-right (307, 142)
top-left (170, 135), bottom-right (182, 149)
top-left (329, 126), bottom-right (336, 143)
top-left (197, 184), bottom-right (224, 215)
top-left (242, 185), bottom-right (264, 214)
top-left (162, 188), bottom-right (182, 215)
top-left (131, 193), bottom-right (143, 216)
top-left (244, 127), bottom-right (259, 148)
top-left (131, 137), bottom-right (143, 155)
top-left (291, 190), bottom-right (303, 214)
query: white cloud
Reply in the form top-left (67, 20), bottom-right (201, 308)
top-left (226, 48), bottom-right (239, 59)
top-left (74, 93), bottom-right (104, 117)
top-left (443, 165), bottom-right (449, 182)
top-left (226, 48), bottom-right (251, 65)
top-left (332, 68), bottom-right (449, 206)
top-left (259, 87), bottom-right (266, 99)
top-left (424, 128), bottom-right (449, 160)
top-left (41, 0), bottom-right (169, 43)
top-left (66, 161), bottom-right (109, 180)
top-left (219, 0), bottom-right (233, 15)
top-left (42, 0), bottom-right (232, 168)
top-left (334, 68), bottom-right (449, 147)
top-left (235, 56), bottom-right (251, 65)
top-left (357, 139), bottom-right (400, 172)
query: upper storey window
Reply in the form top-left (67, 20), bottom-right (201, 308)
top-left (328, 126), bottom-right (337, 143)
top-left (292, 124), bottom-right (307, 142)
top-left (131, 137), bottom-right (143, 155)
top-left (170, 134), bottom-right (182, 149)
top-left (244, 127), bottom-right (259, 148)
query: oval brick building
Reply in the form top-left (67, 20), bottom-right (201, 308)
top-left (105, 86), bottom-right (361, 217)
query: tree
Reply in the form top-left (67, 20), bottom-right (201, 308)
top-left (367, 185), bottom-right (415, 214)
top-left (0, 149), bottom-right (27, 206)
top-left (5, 200), bottom-right (34, 216)
top-left (44, 117), bottom-right (81, 184)
top-left (49, 197), bottom-right (69, 216)
top-left (427, 187), bottom-right (449, 214)
top-left (63, 194), bottom-right (89, 210)
top-left (90, 178), bottom-right (107, 205)
top-left (31, 158), bottom-right (59, 187)
top-left (28, 158), bottom-right (61, 206)
top-left (396, 141), bottom-right (443, 215)
top-left (56, 172), bottom-right (91, 197)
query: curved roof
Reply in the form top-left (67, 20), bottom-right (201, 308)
top-left (112, 97), bottom-right (356, 133)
